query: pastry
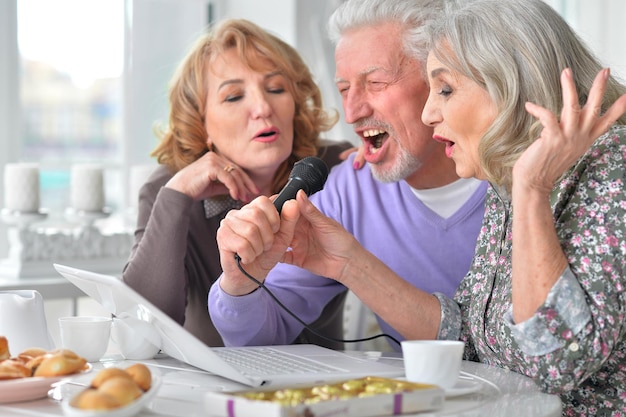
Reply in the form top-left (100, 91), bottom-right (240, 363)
top-left (18, 347), bottom-right (48, 359)
top-left (125, 363), bottom-right (152, 391)
top-left (97, 376), bottom-right (143, 406)
top-left (33, 350), bottom-right (87, 377)
top-left (0, 359), bottom-right (31, 380)
top-left (0, 338), bottom-right (87, 380)
top-left (0, 336), bottom-right (10, 361)
top-left (70, 365), bottom-right (153, 410)
top-left (70, 388), bottom-right (121, 410)
top-left (90, 367), bottom-right (132, 389)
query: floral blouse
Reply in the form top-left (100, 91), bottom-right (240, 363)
top-left (436, 125), bottom-right (626, 416)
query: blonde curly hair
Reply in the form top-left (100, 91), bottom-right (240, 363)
top-left (151, 19), bottom-right (337, 194)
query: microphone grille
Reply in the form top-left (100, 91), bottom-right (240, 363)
top-left (291, 156), bottom-right (329, 195)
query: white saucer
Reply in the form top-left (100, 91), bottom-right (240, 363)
top-left (445, 377), bottom-right (482, 397)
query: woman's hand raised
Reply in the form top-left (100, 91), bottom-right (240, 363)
top-left (165, 151), bottom-right (259, 202)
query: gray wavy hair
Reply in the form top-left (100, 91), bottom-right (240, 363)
top-left (428, 0), bottom-right (626, 190)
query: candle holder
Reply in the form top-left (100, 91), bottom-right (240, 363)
top-left (1, 163), bottom-right (132, 279)
top-left (64, 207), bottom-right (112, 228)
top-left (0, 208), bottom-right (48, 229)
top-left (0, 208), bottom-right (132, 279)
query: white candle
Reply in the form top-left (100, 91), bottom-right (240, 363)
top-left (4, 163), bottom-right (40, 212)
top-left (70, 164), bottom-right (104, 212)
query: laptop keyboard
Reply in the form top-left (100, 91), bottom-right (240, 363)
top-left (215, 347), bottom-right (341, 377)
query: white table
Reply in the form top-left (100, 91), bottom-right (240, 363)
top-left (0, 352), bottom-right (561, 417)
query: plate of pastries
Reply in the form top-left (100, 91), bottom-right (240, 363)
top-left (61, 363), bottom-right (160, 417)
top-left (0, 335), bottom-right (92, 403)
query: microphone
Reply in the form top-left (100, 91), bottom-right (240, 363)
top-left (273, 156), bottom-right (329, 213)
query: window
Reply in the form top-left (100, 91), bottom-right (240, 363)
top-left (3, 0), bottom-right (210, 215)
top-left (547, 0), bottom-right (626, 80)
top-left (17, 0), bottom-right (124, 212)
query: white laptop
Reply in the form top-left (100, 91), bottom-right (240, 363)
top-left (53, 264), bottom-right (404, 388)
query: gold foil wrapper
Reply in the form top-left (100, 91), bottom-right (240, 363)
top-left (237, 377), bottom-right (436, 406)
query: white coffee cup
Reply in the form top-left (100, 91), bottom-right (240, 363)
top-left (111, 315), bottom-right (160, 360)
top-left (58, 316), bottom-right (112, 362)
top-left (401, 340), bottom-right (465, 389)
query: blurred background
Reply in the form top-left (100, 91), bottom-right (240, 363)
top-left (1, 0), bottom-right (625, 256)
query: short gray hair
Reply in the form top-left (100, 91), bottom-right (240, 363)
top-left (328, 0), bottom-right (444, 68)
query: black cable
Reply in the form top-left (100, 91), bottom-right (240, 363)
top-left (234, 254), bottom-right (401, 348)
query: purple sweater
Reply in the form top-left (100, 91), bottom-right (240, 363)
top-left (209, 155), bottom-right (488, 351)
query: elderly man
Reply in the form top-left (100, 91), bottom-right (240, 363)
top-left (209, 0), bottom-right (486, 351)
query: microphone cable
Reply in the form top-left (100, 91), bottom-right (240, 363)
top-left (234, 254), bottom-right (401, 348)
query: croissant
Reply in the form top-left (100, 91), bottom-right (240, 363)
top-left (24, 354), bottom-right (47, 374)
top-left (33, 350), bottom-right (87, 377)
top-left (18, 347), bottom-right (48, 359)
top-left (18, 347), bottom-right (48, 369)
top-left (0, 359), bottom-right (31, 380)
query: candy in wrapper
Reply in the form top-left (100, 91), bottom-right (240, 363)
top-left (204, 376), bottom-right (445, 417)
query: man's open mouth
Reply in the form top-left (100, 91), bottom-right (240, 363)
top-left (363, 128), bottom-right (388, 154)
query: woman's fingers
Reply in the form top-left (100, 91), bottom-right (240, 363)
top-left (339, 146), bottom-right (359, 160)
top-left (559, 68), bottom-right (581, 133)
top-left (561, 68), bottom-right (625, 142)
top-left (339, 146), bottom-right (366, 170)
top-left (217, 163), bottom-right (258, 202)
top-left (589, 69), bottom-right (626, 139)
top-left (195, 152), bottom-right (259, 202)
top-left (580, 68), bottom-right (608, 128)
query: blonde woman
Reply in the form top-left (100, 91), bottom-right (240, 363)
top-left (123, 19), bottom-right (351, 348)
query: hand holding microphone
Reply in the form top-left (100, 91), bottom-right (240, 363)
top-left (272, 156), bottom-right (329, 213)
top-left (217, 156), bottom-right (329, 294)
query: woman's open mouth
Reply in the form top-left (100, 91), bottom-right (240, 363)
top-left (433, 135), bottom-right (455, 158)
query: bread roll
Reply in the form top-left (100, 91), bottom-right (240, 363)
top-left (90, 367), bottom-right (132, 389)
top-left (98, 376), bottom-right (143, 406)
top-left (70, 388), bottom-right (122, 410)
top-left (125, 363), bottom-right (152, 391)
top-left (70, 366), bottom-right (154, 411)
